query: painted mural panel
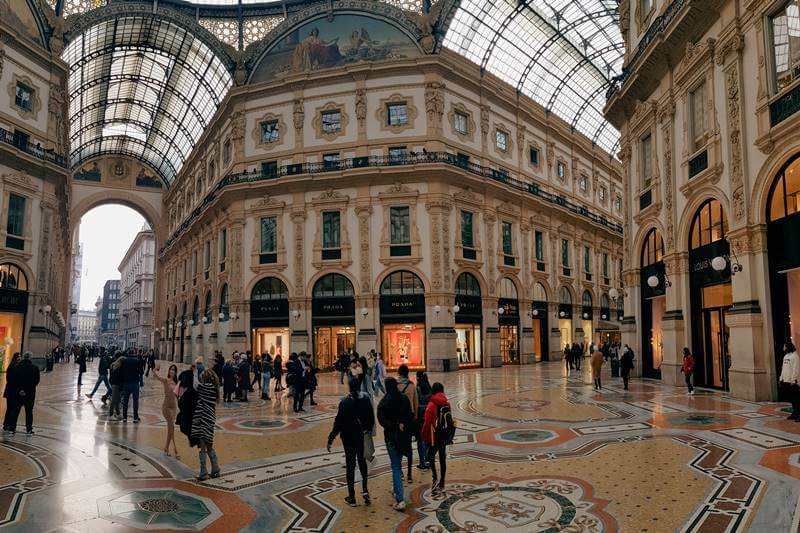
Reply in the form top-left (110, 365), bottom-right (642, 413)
top-left (251, 14), bottom-right (420, 83)
top-left (0, 0), bottom-right (43, 46)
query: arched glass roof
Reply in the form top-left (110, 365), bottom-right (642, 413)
top-left (63, 16), bottom-right (233, 185)
top-left (443, 0), bottom-right (623, 154)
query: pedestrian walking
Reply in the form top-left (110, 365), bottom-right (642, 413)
top-left (3, 352), bottom-right (21, 433)
top-left (415, 371), bottom-right (432, 470)
top-left (327, 378), bottom-right (375, 507)
top-left (779, 341), bottom-right (799, 421)
top-left (76, 349), bottom-right (87, 386)
top-left (396, 364), bottom-right (417, 482)
top-left (682, 347), bottom-right (695, 395)
top-left (591, 346), bottom-right (604, 390)
top-left (377, 377), bottom-right (412, 511)
top-left (421, 382), bottom-right (455, 495)
top-left (121, 351), bottom-right (142, 423)
top-left (620, 346), bottom-right (634, 390)
top-left (191, 370), bottom-right (221, 480)
top-left (273, 354), bottom-right (284, 392)
top-left (373, 353), bottom-right (387, 396)
top-left (107, 355), bottom-right (124, 419)
top-left (7, 352), bottom-right (40, 434)
top-left (86, 351), bottom-right (112, 401)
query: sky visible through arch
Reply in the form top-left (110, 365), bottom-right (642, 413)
top-left (77, 204), bottom-right (150, 310)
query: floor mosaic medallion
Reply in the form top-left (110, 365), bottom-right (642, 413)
top-left (97, 488), bottom-right (222, 530)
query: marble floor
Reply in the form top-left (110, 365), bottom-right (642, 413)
top-left (0, 360), bottom-right (798, 532)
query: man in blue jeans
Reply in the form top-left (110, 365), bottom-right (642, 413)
top-left (377, 377), bottom-right (412, 511)
top-left (86, 350), bottom-right (112, 403)
top-left (120, 351), bottom-right (142, 423)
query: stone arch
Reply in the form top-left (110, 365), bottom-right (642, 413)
top-left (581, 287), bottom-right (595, 307)
top-left (676, 187), bottom-right (730, 253)
top-left (558, 283), bottom-right (577, 305)
top-left (530, 279), bottom-right (551, 302)
top-left (494, 272), bottom-right (525, 300)
top-left (71, 189), bottom-right (164, 243)
top-left (454, 267), bottom-right (488, 297)
top-left (631, 219), bottom-right (666, 269)
top-left (307, 268), bottom-right (360, 297)
top-left (244, 273), bottom-right (293, 302)
top-left (0, 260), bottom-right (36, 293)
top-left (374, 265), bottom-right (431, 294)
top-left (751, 145), bottom-right (800, 225)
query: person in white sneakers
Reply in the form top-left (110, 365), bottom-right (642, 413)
top-left (779, 341), bottom-right (799, 421)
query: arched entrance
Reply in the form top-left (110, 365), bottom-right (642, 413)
top-left (250, 277), bottom-right (289, 359)
top-left (0, 263), bottom-right (29, 368)
top-left (558, 286), bottom-right (573, 349)
top-left (312, 273), bottom-right (356, 370)
top-left (581, 290), bottom-right (593, 349)
top-left (498, 277), bottom-right (520, 365)
top-left (689, 199), bottom-right (732, 390)
top-left (454, 272), bottom-right (482, 368)
top-left (379, 271), bottom-right (426, 370)
top-left (531, 282), bottom-right (549, 361)
top-left (641, 228), bottom-right (666, 379)
top-left (766, 152), bottom-right (800, 396)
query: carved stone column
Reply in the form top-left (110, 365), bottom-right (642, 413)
top-left (660, 252), bottom-right (689, 386)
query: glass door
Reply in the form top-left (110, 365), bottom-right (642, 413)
top-left (500, 324), bottom-right (519, 364)
top-left (702, 308), bottom-right (730, 390)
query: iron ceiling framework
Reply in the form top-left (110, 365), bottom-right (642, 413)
top-left (443, 0), bottom-right (623, 155)
top-left (63, 15), bottom-right (233, 185)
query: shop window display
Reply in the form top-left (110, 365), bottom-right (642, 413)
top-left (382, 323), bottom-right (425, 369)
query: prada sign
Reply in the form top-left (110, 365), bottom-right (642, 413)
top-left (455, 295), bottom-right (482, 324)
top-left (312, 297), bottom-right (355, 325)
top-left (0, 288), bottom-right (28, 312)
top-left (250, 298), bottom-right (289, 327)
top-left (380, 294), bottom-right (425, 323)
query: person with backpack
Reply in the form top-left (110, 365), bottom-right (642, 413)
top-left (415, 371), bottom-right (432, 470)
top-left (327, 378), bottom-right (375, 507)
top-left (422, 382), bottom-right (455, 495)
top-left (396, 364), bottom-right (418, 483)
top-left (377, 377), bottom-right (413, 511)
top-left (86, 350), bottom-right (112, 401)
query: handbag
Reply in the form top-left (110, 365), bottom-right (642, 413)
top-left (363, 432), bottom-right (375, 462)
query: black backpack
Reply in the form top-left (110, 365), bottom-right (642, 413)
top-left (434, 404), bottom-right (457, 445)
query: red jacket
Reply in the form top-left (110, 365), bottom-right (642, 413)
top-left (421, 392), bottom-right (450, 445)
top-left (682, 354), bottom-right (694, 375)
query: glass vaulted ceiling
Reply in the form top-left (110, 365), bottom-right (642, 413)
top-left (63, 16), bottom-right (233, 185)
top-left (444, 0), bottom-right (623, 155)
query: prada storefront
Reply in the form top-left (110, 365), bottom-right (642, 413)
top-left (380, 271), bottom-right (426, 370)
top-left (312, 273), bottom-right (356, 370)
top-left (0, 263), bottom-right (27, 369)
top-left (250, 277), bottom-right (290, 360)
top-left (498, 277), bottom-right (520, 365)
top-left (454, 272), bottom-right (482, 368)
top-left (640, 228), bottom-right (666, 380)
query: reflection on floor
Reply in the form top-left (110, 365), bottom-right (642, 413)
top-left (0, 361), bottom-right (798, 532)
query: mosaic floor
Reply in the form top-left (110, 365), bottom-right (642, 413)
top-left (1, 361), bottom-right (798, 532)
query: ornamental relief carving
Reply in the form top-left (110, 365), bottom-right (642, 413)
top-left (480, 104), bottom-right (490, 142)
top-left (293, 98), bottom-right (304, 130)
top-left (675, 38), bottom-right (716, 88)
top-left (312, 101), bottom-right (349, 141)
top-left (251, 112), bottom-right (287, 150)
top-left (724, 64), bottom-right (746, 222)
top-left (424, 81), bottom-right (444, 127)
top-left (484, 212), bottom-right (496, 295)
top-left (355, 88), bottom-right (367, 127)
top-left (291, 210), bottom-right (307, 296)
top-left (715, 31), bottom-right (744, 66)
top-left (229, 225), bottom-right (243, 301)
top-left (375, 94), bottom-right (418, 134)
top-left (355, 204), bottom-right (372, 294)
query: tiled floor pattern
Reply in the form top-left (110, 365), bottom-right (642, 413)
top-left (0, 361), bottom-right (798, 532)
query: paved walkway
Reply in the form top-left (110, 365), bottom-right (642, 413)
top-left (0, 360), bottom-right (797, 532)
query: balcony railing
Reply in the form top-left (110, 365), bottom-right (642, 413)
top-left (606, 0), bottom-right (689, 100)
top-left (0, 126), bottom-right (68, 167)
top-left (161, 152), bottom-right (623, 255)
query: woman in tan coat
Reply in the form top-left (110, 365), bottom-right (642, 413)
top-left (154, 363), bottom-right (180, 458)
top-left (590, 348), bottom-right (604, 391)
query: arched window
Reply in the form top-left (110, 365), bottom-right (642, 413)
top-left (219, 283), bottom-right (229, 318)
top-left (192, 296), bottom-right (200, 323)
top-left (768, 153), bottom-right (800, 222)
top-left (380, 271), bottom-right (424, 295)
top-left (582, 290), bottom-right (593, 308)
top-left (533, 282), bottom-right (547, 302)
top-left (499, 278), bottom-right (517, 299)
top-left (559, 286), bottom-right (572, 305)
top-left (204, 291), bottom-right (212, 321)
top-left (313, 274), bottom-right (354, 298)
top-left (251, 277), bottom-right (289, 300)
top-left (601, 293), bottom-right (610, 309)
top-left (690, 199), bottom-right (728, 249)
top-left (455, 272), bottom-right (481, 296)
top-left (0, 263), bottom-right (28, 291)
top-left (641, 228), bottom-right (664, 267)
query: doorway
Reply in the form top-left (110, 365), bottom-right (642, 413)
top-left (500, 324), bottom-right (519, 364)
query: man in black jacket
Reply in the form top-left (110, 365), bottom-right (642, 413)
top-left (327, 378), bottom-right (375, 506)
top-left (7, 352), bottom-right (40, 434)
top-left (86, 351), bottom-right (112, 402)
top-left (120, 351), bottom-right (142, 423)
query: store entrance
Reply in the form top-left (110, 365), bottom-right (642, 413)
top-left (500, 324), bottom-right (519, 364)
top-left (313, 326), bottom-right (355, 369)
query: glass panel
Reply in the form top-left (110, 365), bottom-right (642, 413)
top-left (499, 278), bottom-right (517, 299)
top-left (461, 210), bottom-right (474, 248)
top-left (584, 246), bottom-right (591, 272)
top-left (455, 112), bottom-right (468, 134)
top-left (390, 206), bottom-right (410, 245)
top-left (502, 222), bottom-right (513, 255)
top-left (6, 194), bottom-right (26, 237)
top-left (771, 1), bottom-right (800, 92)
top-left (495, 130), bottom-right (508, 151)
top-left (533, 283), bottom-right (546, 301)
top-left (387, 103), bottom-right (408, 126)
top-left (322, 211), bottom-right (340, 249)
top-left (535, 231), bottom-right (544, 261)
top-left (560, 286), bottom-right (571, 305)
top-left (561, 239), bottom-right (569, 266)
top-left (260, 216), bottom-right (277, 253)
top-left (786, 158), bottom-right (800, 217)
top-left (260, 120), bottom-right (279, 143)
top-left (382, 323), bottom-right (425, 369)
top-left (641, 134), bottom-right (652, 187)
top-left (321, 110), bottom-right (341, 133)
top-left (690, 82), bottom-right (706, 150)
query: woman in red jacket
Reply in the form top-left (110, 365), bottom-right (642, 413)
top-left (421, 382), bottom-right (450, 495)
top-left (682, 347), bottom-right (695, 395)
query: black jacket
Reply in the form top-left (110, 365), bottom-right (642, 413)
top-left (378, 392), bottom-right (412, 453)
top-left (328, 393), bottom-right (374, 447)
top-left (98, 355), bottom-right (111, 375)
top-left (121, 356), bottom-right (141, 383)
top-left (109, 361), bottom-right (124, 386)
top-left (15, 359), bottom-right (40, 400)
top-left (3, 362), bottom-right (18, 398)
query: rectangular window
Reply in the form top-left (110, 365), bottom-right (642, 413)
top-left (535, 231), bottom-right (544, 261)
top-left (390, 206), bottom-right (410, 245)
top-left (562, 239), bottom-right (570, 267)
top-left (5, 193), bottom-right (25, 249)
top-left (579, 175), bottom-right (588, 192)
top-left (262, 160), bottom-right (278, 178)
top-left (770, 1), bottom-right (800, 91)
top-left (599, 186), bottom-right (607, 202)
top-left (495, 130), bottom-right (508, 152)
top-left (454, 111), bottom-right (469, 134)
top-left (260, 216), bottom-right (277, 253)
top-left (322, 211), bottom-right (341, 249)
top-left (321, 110), bottom-right (341, 133)
top-left (14, 83), bottom-right (33, 112)
top-left (557, 161), bottom-right (566, 179)
top-left (461, 210), bottom-right (474, 249)
top-left (223, 140), bottom-right (231, 164)
top-left (387, 103), bottom-right (409, 126)
top-left (641, 134), bottom-right (652, 188)
top-left (260, 120), bottom-right (280, 143)
top-left (603, 253), bottom-right (609, 278)
top-left (219, 228), bottom-right (227, 271)
top-left (584, 246), bottom-right (591, 273)
top-left (530, 147), bottom-right (540, 166)
top-left (192, 251), bottom-right (198, 284)
top-left (204, 241), bottom-right (211, 279)
top-left (690, 81), bottom-right (706, 150)
top-left (388, 146), bottom-right (407, 162)
top-left (322, 152), bottom-right (340, 169)
top-left (615, 194), bottom-right (622, 211)
top-left (502, 222), bottom-right (513, 255)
